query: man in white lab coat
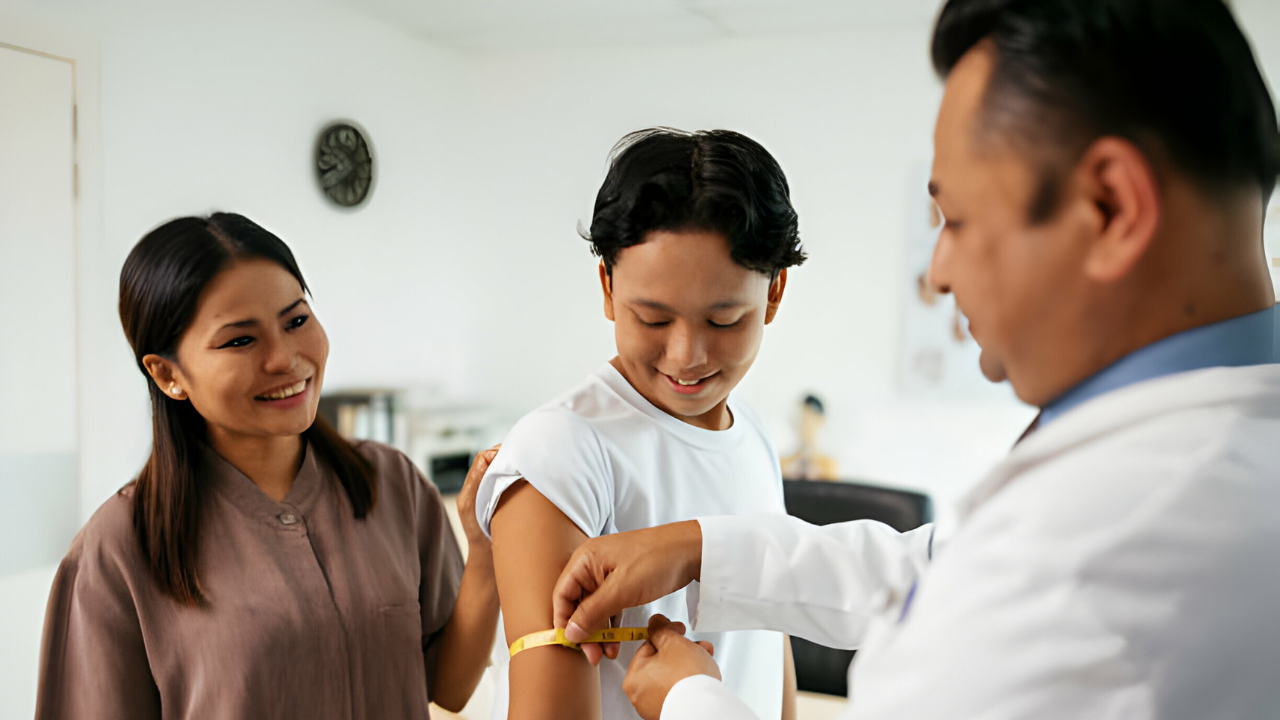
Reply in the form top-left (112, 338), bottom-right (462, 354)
top-left (549, 0), bottom-right (1280, 718)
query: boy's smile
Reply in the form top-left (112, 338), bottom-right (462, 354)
top-left (664, 371), bottom-right (717, 395)
top-left (601, 229), bottom-right (786, 431)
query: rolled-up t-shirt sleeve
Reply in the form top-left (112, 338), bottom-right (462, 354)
top-left (475, 408), bottom-right (613, 539)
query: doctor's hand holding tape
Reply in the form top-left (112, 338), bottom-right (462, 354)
top-left (553, 1), bottom-right (1280, 718)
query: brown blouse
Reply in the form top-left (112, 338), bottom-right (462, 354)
top-left (35, 441), bottom-right (464, 720)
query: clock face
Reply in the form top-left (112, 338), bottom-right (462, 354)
top-left (316, 123), bottom-right (373, 207)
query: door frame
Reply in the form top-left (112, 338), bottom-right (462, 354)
top-left (0, 14), bottom-right (102, 522)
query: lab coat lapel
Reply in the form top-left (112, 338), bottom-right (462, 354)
top-left (954, 363), bottom-right (1280, 527)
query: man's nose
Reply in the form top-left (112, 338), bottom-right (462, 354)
top-left (927, 234), bottom-right (953, 295)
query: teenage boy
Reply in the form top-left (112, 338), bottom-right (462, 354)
top-left (474, 128), bottom-right (807, 720)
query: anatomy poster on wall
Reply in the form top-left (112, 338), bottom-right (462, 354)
top-left (898, 163), bottom-right (1018, 401)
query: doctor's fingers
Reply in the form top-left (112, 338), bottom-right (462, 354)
top-left (645, 615), bottom-right (690, 651)
top-left (645, 616), bottom-right (715, 662)
top-left (624, 615), bottom-right (723, 720)
top-left (580, 641), bottom-right (621, 666)
top-left (555, 522), bottom-right (702, 642)
top-left (644, 627), bottom-right (720, 679)
top-left (578, 610), bottom-right (626, 666)
top-left (554, 540), bottom-right (643, 641)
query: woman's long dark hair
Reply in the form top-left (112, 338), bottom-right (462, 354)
top-left (119, 212), bottom-right (375, 606)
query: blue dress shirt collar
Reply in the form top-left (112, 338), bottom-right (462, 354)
top-left (1040, 304), bottom-right (1279, 426)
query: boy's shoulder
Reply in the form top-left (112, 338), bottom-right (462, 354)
top-left (538, 365), bottom-right (636, 421)
top-left (507, 365), bottom-right (641, 437)
top-left (502, 373), bottom-right (619, 452)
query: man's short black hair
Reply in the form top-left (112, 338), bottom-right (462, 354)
top-left (583, 128), bottom-right (806, 276)
top-left (931, 0), bottom-right (1280, 219)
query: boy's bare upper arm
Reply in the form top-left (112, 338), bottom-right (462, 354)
top-left (491, 480), bottom-right (601, 720)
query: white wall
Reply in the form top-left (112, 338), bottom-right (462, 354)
top-left (450, 30), bottom-right (1039, 509)
top-left (0, 0), bottom-right (1276, 521)
top-left (444, 2), bottom-right (1280, 507)
top-left (0, 0), bottom-right (488, 520)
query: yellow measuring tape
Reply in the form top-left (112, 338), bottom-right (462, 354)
top-left (509, 627), bottom-right (650, 658)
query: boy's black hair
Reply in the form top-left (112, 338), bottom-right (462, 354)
top-left (583, 128), bottom-right (806, 276)
top-left (931, 0), bottom-right (1280, 219)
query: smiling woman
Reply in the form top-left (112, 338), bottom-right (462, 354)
top-left (34, 213), bottom-right (501, 720)
top-left (118, 215), bottom-right (366, 584)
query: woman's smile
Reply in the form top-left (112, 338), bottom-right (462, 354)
top-left (254, 377), bottom-right (312, 408)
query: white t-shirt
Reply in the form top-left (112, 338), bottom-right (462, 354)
top-left (476, 362), bottom-right (787, 720)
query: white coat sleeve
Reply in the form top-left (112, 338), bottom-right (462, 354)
top-left (660, 675), bottom-right (759, 720)
top-left (688, 514), bottom-right (932, 649)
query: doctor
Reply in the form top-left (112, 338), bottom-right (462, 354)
top-left (549, 0), bottom-right (1280, 718)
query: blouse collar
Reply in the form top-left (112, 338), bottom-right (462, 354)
top-left (201, 440), bottom-right (325, 524)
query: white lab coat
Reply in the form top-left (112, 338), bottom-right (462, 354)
top-left (664, 364), bottom-right (1280, 720)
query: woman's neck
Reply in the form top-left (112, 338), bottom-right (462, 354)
top-left (207, 428), bottom-right (305, 502)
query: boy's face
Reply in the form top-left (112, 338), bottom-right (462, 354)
top-left (601, 229), bottom-right (785, 430)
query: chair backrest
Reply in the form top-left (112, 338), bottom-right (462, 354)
top-left (782, 479), bottom-right (932, 697)
top-left (783, 479), bottom-right (932, 532)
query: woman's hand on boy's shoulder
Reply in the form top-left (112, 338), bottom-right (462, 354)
top-left (457, 445), bottom-right (501, 551)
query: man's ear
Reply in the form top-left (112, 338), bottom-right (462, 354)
top-left (764, 268), bottom-right (788, 325)
top-left (599, 261), bottom-right (616, 322)
top-left (142, 353), bottom-right (188, 400)
top-left (1076, 137), bottom-right (1161, 283)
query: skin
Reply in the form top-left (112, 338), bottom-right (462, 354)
top-left (602, 229), bottom-right (786, 431)
top-left (928, 43), bottom-right (1274, 408)
top-left (491, 229), bottom-right (794, 720)
top-left (143, 258), bottom-right (327, 499)
top-left (552, 42), bottom-right (1276, 720)
top-left (142, 258), bottom-right (499, 714)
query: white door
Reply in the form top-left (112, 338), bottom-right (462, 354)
top-left (0, 45), bottom-right (78, 575)
top-left (0, 42), bottom-right (78, 720)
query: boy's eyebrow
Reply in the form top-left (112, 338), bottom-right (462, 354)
top-left (631, 299), bottom-right (747, 312)
top-left (707, 301), bottom-right (747, 311)
top-left (632, 300), bottom-right (676, 313)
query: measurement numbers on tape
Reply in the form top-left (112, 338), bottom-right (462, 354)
top-left (509, 627), bottom-right (650, 658)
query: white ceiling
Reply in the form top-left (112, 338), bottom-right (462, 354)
top-left (339, 0), bottom-right (946, 52)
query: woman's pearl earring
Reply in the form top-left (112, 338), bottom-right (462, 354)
top-left (171, 387), bottom-right (182, 396)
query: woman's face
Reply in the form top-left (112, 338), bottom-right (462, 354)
top-left (146, 258), bottom-right (328, 444)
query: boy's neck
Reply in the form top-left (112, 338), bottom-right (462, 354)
top-left (609, 357), bottom-right (734, 431)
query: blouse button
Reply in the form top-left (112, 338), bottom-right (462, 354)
top-left (279, 512), bottom-right (299, 525)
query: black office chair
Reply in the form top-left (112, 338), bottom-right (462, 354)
top-left (782, 479), bottom-right (933, 698)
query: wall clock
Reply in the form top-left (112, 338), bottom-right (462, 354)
top-left (315, 122), bottom-right (373, 207)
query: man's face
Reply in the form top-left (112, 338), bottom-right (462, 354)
top-left (603, 229), bottom-right (783, 430)
top-left (928, 44), bottom-right (1095, 406)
